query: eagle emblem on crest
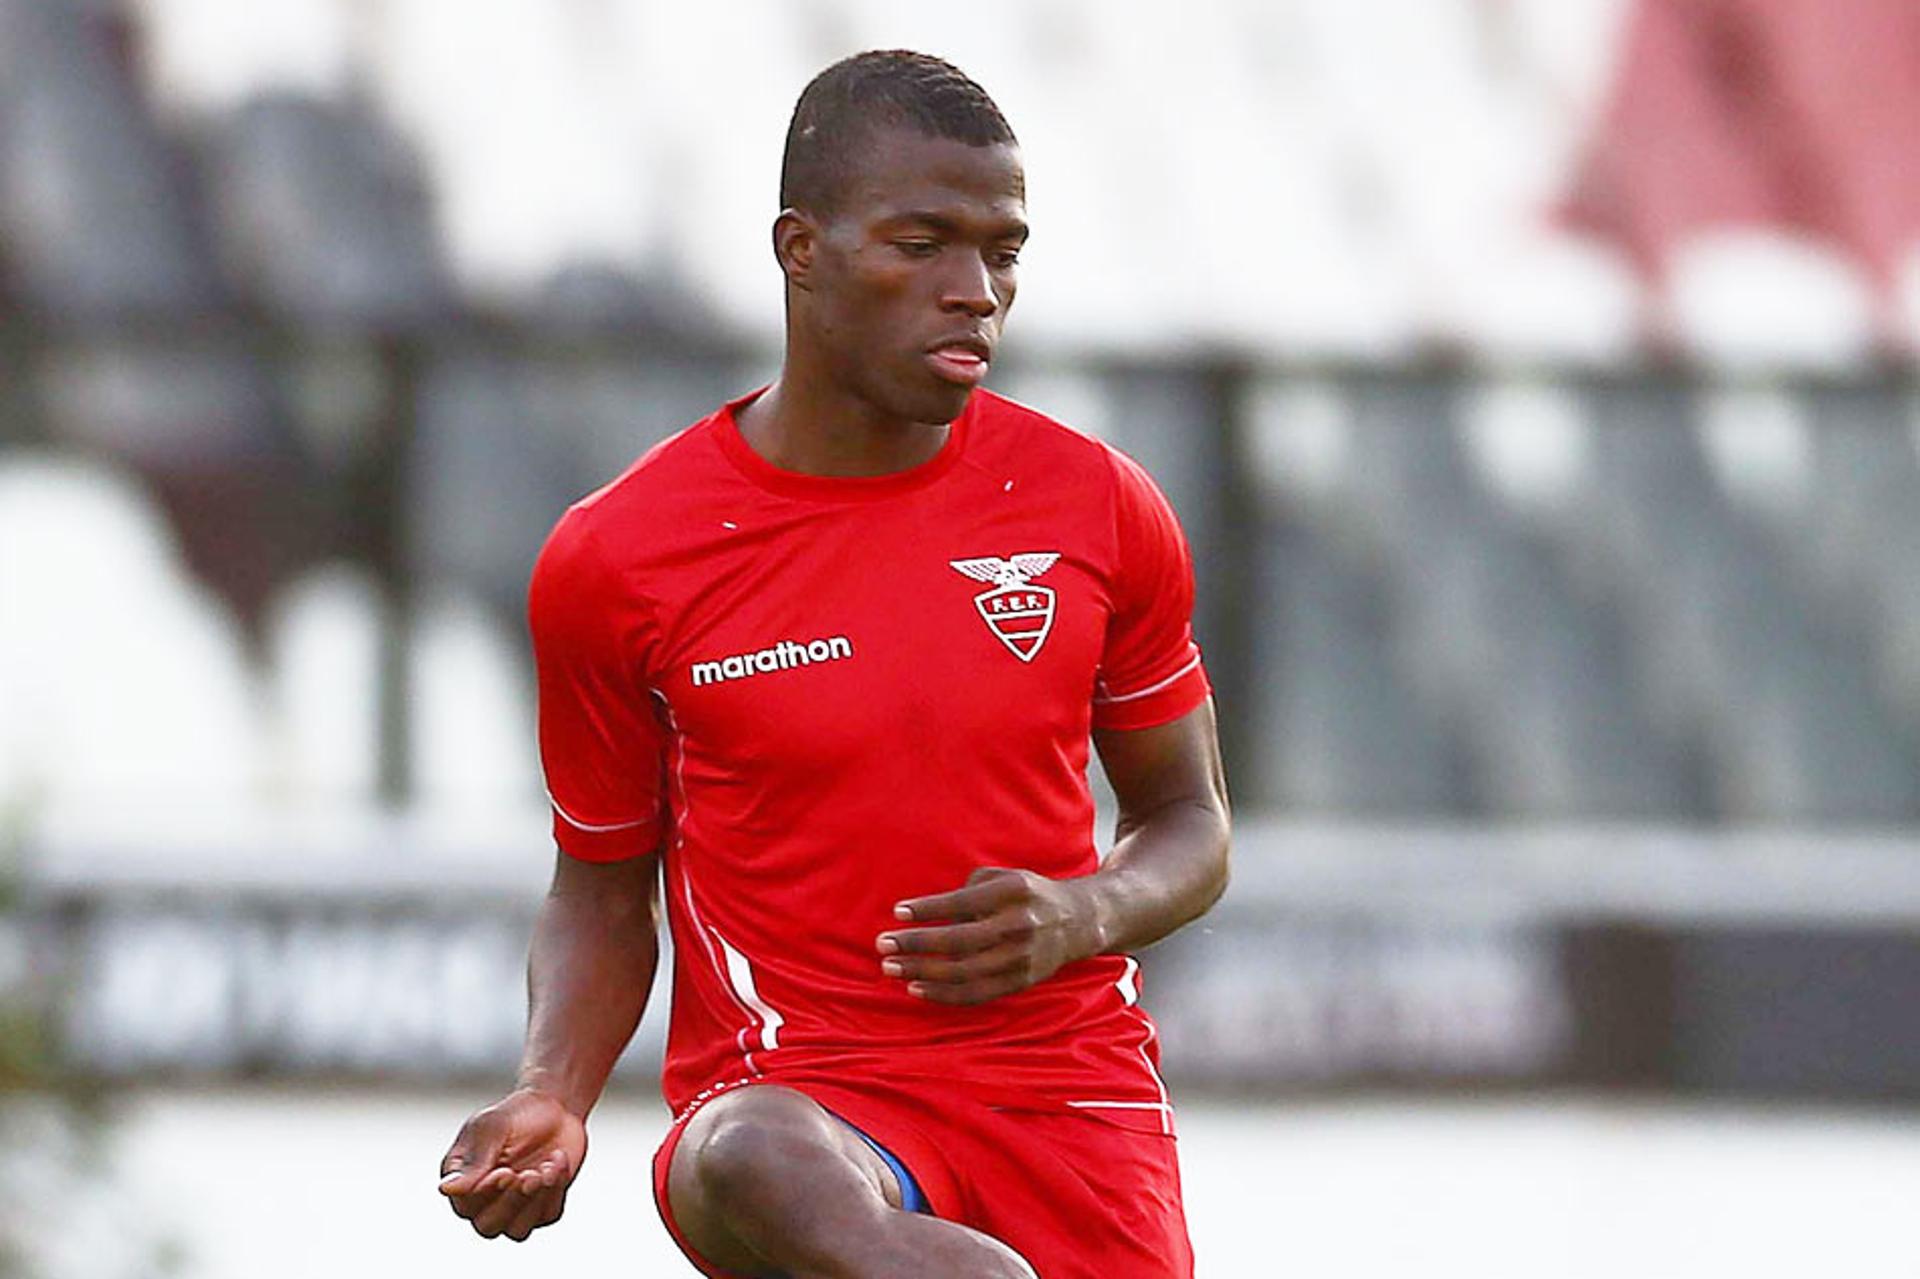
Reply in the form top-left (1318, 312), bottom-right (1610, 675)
top-left (949, 553), bottom-right (1061, 662)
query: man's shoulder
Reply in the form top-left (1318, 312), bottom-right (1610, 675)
top-left (970, 388), bottom-right (1113, 471)
top-left (531, 406), bottom-right (741, 603)
top-left (969, 389), bottom-right (1143, 510)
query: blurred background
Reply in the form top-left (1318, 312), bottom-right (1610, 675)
top-left (4, 0), bottom-right (1920, 1274)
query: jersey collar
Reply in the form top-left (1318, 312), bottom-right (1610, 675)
top-left (713, 387), bottom-right (975, 501)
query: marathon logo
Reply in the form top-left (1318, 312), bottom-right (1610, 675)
top-left (690, 635), bottom-right (854, 687)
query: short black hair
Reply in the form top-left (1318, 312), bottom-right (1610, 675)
top-left (780, 50), bottom-right (1017, 215)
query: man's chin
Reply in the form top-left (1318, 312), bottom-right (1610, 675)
top-left (854, 369), bottom-right (975, 428)
top-left (905, 382), bottom-right (975, 427)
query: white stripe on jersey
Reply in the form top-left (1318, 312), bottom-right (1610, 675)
top-left (715, 933), bottom-right (785, 1053)
top-left (652, 686), bottom-right (774, 1073)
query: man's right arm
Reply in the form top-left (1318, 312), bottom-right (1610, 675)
top-left (438, 849), bottom-right (660, 1241)
top-left (517, 849), bottom-right (661, 1114)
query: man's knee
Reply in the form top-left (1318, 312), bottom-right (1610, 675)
top-left (664, 1088), bottom-right (847, 1274)
top-left (668, 1087), bottom-right (1038, 1279)
top-left (684, 1089), bottom-right (842, 1204)
top-left (672, 1084), bottom-right (887, 1237)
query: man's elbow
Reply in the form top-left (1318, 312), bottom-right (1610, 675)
top-left (1194, 805), bottom-right (1231, 918)
top-left (1205, 810), bottom-right (1236, 910)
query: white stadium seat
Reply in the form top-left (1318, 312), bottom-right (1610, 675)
top-left (264, 563), bottom-right (381, 807)
top-left (1498, 0), bottom-right (1635, 126)
top-left (364, 0), bottom-right (664, 302)
top-left (266, 568), bottom-right (540, 815)
top-left (1895, 241), bottom-right (1920, 357)
top-left (1667, 230), bottom-right (1877, 374)
top-left (410, 589), bottom-right (540, 815)
top-left (128, 0), bottom-right (354, 116)
top-left (0, 453), bottom-right (263, 817)
top-left (126, 0), bottom-right (1660, 364)
top-left (1446, 230), bottom-right (1643, 366)
top-left (1459, 378), bottom-right (1594, 519)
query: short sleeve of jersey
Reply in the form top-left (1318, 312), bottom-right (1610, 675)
top-left (529, 510), bottom-right (667, 861)
top-left (1092, 445), bottom-right (1212, 731)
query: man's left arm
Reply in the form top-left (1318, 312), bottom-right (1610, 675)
top-left (877, 699), bottom-right (1230, 1004)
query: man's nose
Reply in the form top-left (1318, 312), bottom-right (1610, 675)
top-left (940, 253), bottom-right (998, 317)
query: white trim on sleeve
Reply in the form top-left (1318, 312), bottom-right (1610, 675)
top-left (1093, 653), bottom-right (1202, 705)
top-left (548, 792), bottom-right (651, 834)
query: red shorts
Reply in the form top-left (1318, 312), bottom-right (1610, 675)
top-left (650, 1074), bottom-right (1195, 1279)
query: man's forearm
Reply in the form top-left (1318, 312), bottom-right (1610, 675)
top-left (1079, 797), bottom-right (1230, 957)
top-left (515, 865), bottom-right (660, 1118)
top-left (1074, 703), bottom-right (1233, 962)
top-left (872, 705), bottom-right (1231, 1005)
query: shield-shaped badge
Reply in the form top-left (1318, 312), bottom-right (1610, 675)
top-left (973, 582), bottom-right (1056, 661)
top-left (949, 553), bottom-right (1062, 663)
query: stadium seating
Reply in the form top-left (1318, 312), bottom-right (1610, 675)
top-left (410, 587), bottom-right (541, 813)
top-left (0, 0), bottom-right (220, 319)
top-left (1248, 517), bottom-right (1463, 814)
top-left (1668, 232), bottom-right (1877, 373)
top-left (7, 0), bottom-right (1920, 829)
top-left (0, 454), bottom-right (263, 814)
top-left (406, 348), bottom-right (756, 616)
top-left (264, 563), bottom-right (381, 805)
top-left (200, 92), bottom-right (449, 325)
top-left (1797, 390), bottom-right (1920, 743)
top-left (261, 561), bottom-right (545, 814)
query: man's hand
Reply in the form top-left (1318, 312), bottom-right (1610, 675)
top-left (877, 867), bottom-right (1103, 1006)
top-left (439, 1087), bottom-right (588, 1241)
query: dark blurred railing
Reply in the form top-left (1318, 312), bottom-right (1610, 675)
top-left (11, 294), bottom-right (1920, 822)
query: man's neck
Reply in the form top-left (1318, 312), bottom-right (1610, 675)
top-left (734, 375), bottom-right (953, 479)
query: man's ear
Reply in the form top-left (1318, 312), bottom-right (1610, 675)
top-left (773, 209), bottom-right (816, 292)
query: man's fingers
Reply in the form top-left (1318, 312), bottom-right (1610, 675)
top-left (894, 868), bottom-right (1027, 923)
top-left (446, 1179), bottom-right (505, 1223)
top-left (439, 1147), bottom-right (478, 1194)
top-left (478, 1166), bottom-right (520, 1195)
top-left (471, 1184), bottom-right (534, 1238)
top-left (447, 1149), bottom-right (573, 1231)
top-left (512, 1149), bottom-right (571, 1195)
top-left (503, 1187), bottom-right (563, 1242)
top-left (439, 1162), bottom-right (507, 1198)
top-left (439, 1116), bottom-right (509, 1194)
top-left (456, 1166), bottom-right (521, 1224)
top-left (887, 942), bottom-right (1027, 987)
top-left (892, 886), bottom-right (989, 923)
top-left (907, 969), bottom-right (1029, 1006)
top-left (877, 917), bottom-right (1004, 958)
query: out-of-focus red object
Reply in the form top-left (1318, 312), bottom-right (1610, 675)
top-left (1565, 0), bottom-right (1920, 291)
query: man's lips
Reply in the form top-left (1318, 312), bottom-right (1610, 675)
top-left (925, 337), bottom-right (992, 386)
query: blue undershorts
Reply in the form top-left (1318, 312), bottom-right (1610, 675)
top-left (836, 1115), bottom-right (930, 1215)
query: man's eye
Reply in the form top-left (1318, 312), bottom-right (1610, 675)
top-left (989, 249), bottom-right (1022, 269)
top-left (895, 239), bottom-right (940, 257)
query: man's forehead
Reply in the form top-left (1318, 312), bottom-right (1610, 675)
top-left (840, 127), bottom-right (1026, 215)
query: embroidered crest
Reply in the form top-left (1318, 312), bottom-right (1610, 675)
top-left (948, 553), bottom-right (1061, 662)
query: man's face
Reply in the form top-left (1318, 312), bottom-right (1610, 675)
top-left (796, 126), bottom-right (1028, 425)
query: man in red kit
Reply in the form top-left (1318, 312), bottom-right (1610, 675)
top-left (438, 49), bottom-right (1230, 1279)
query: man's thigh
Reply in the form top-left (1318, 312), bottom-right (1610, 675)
top-left (654, 1083), bottom-right (907, 1279)
top-left (704, 1078), bottom-right (1195, 1279)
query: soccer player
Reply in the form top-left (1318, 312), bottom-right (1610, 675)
top-left (437, 49), bottom-right (1230, 1279)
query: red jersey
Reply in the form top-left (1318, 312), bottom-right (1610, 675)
top-left (530, 388), bottom-right (1210, 1131)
